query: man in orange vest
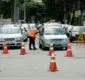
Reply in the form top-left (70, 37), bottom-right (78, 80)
top-left (28, 26), bottom-right (39, 50)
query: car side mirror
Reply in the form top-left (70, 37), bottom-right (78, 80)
top-left (39, 32), bottom-right (42, 35)
top-left (25, 29), bottom-right (27, 32)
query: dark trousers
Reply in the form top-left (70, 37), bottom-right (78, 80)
top-left (29, 37), bottom-right (36, 49)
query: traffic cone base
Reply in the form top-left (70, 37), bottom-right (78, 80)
top-left (20, 41), bottom-right (26, 55)
top-left (65, 41), bottom-right (73, 57)
top-left (20, 49), bottom-right (26, 55)
top-left (2, 40), bottom-right (9, 54)
top-left (48, 69), bottom-right (58, 72)
top-left (20, 46), bottom-right (26, 55)
top-left (65, 48), bottom-right (73, 57)
top-left (48, 62), bottom-right (58, 72)
top-left (65, 52), bottom-right (73, 57)
top-left (48, 53), bottom-right (58, 72)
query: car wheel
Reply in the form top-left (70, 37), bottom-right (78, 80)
top-left (39, 43), bottom-right (42, 49)
top-left (61, 47), bottom-right (67, 50)
top-left (65, 47), bottom-right (67, 50)
top-left (24, 38), bottom-right (28, 42)
top-left (17, 46), bottom-right (21, 49)
top-left (70, 38), bottom-right (73, 42)
top-left (42, 43), bottom-right (45, 50)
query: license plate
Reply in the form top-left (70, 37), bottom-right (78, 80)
top-left (53, 39), bottom-right (62, 42)
top-left (53, 40), bottom-right (61, 43)
top-left (6, 42), bottom-right (12, 44)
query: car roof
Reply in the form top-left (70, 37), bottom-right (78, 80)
top-left (72, 26), bottom-right (85, 30)
top-left (21, 23), bottom-right (28, 26)
top-left (43, 25), bottom-right (63, 29)
top-left (0, 24), bottom-right (21, 29)
top-left (29, 23), bottom-right (35, 25)
top-left (44, 22), bottom-right (61, 26)
top-left (73, 26), bottom-right (85, 27)
top-left (1, 24), bottom-right (14, 27)
top-left (72, 26), bottom-right (85, 29)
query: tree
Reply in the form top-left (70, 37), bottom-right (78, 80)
top-left (1, 0), bottom-right (85, 24)
top-left (0, 0), bottom-right (11, 18)
top-left (42, 0), bottom-right (64, 22)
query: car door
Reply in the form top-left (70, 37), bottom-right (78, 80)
top-left (20, 27), bottom-right (27, 40)
top-left (39, 28), bottom-right (44, 45)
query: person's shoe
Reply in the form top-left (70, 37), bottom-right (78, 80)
top-left (29, 48), bottom-right (32, 50)
top-left (33, 48), bottom-right (37, 50)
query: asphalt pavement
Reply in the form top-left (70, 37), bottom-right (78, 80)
top-left (0, 36), bottom-right (85, 80)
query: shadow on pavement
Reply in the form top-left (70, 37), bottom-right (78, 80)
top-left (0, 47), bottom-right (21, 50)
top-left (72, 56), bottom-right (85, 59)
top-left (40, 48), bottom-right (66, 51)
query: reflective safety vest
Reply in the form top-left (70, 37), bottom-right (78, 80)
top-left (28, 27), bottom-right (38, 38)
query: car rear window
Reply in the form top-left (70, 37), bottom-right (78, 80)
top-left (44, 27), bottom-right (65, 35)
top-left (73, 27), bottom-right (85, 32)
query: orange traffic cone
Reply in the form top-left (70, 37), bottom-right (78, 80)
top-left (20, 40), bottom-right (26, 55)
top-left (48, 41), bottom-right (54, 56)
top-left (48, 53), bottom-right (58, 72)
top-left (2, 40), bottom-right (9, 54)
top-left (65, 41), bottom-right (73, 57)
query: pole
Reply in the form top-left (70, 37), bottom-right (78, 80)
top-left (63, 0), bottom-right (66, 24)
top-left (78, 0), bottom-right (80, 10)
top-left (24, 0), bottom-right (26, 23)
top-left (78, 0), bottom-right (81, 25)
top-left (14, 0), bottom-right (16, 23)
top-left (14, 0), bottom-right (20, 24)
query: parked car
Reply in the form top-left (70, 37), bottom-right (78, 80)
top-left (39, 25), bottom-right (69, 50)
top-left (20, 23), bottom-right (30, 34)
top-left (28, 23), bottom-right (36, 31)
top-left (69, 26), bottom-right (85, 42)
top-left (66, 25), bottom-right (73, 37)
top-left (44, 22), bottom-right (62, 27)
top-left (0, 24), bottom-right (25, 47)
top-left (14, 24), bottom-right (28, 41)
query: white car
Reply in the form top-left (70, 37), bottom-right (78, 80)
top-left (20, 23), bottom-right (30, 34)
top-left (28, 23), bottom-right (36, 31)
top-left (14, 24), bottom-right (28, 41)
top-left (69, 26), bottom-right (85, 42)
top-left (19, 24), bottom-right (28, 40)
top-left (39, 25), bottom-right (69, 50)
top-left (0, 24), bottom-right (25, 47)
top-left (66, 25), bottom-right (73, 36)
top-left (44, 22), bottom-right (62, 27)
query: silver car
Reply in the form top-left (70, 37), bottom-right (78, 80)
top-left (19, 24), bottom-right (28, 41)
top-left (20, 23), bottom-right (30, 34)
top-left (0, 24), bottom-right (24, 47)
top-left (69, 26), bottom-right (85, 42)
top-left (39, 25), bottom-right (69, 50)
top-left (28, 23), bottom-right (36, 31)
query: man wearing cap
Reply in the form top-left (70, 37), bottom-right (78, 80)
top-left (28, 26), bottom-right (39, 50)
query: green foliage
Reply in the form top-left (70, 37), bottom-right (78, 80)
top-left (1, 0), bottom-right (85, 23)
top-left (0, 0), bottom-right (12, 18)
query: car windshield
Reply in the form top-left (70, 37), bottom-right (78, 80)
top-left (22, 24), bottom-right (28, 29)
top-left (45, 25), bottom-right (62, 27)
top-left (0, 27), bottom-right (21, 34)
top-left (73, 27), bottom-right (85, 32)
top-left (44, 27), bottom-right (65, 35)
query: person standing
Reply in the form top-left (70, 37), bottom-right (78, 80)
top-left (28, 26), bottom-right (39, 50)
